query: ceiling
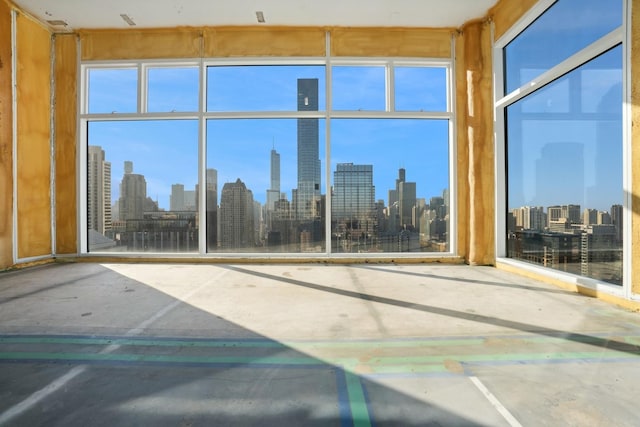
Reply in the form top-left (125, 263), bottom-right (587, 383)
top-left (13, 0), bottom-right (498, 32)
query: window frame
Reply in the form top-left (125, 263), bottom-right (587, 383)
top-left (493, 0), bottom-right (632, 298)
top-left (79, 53), bottom-right (456, 259)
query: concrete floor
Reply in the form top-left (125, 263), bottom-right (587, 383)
top-left (0, 262), bottom-right (639, 426)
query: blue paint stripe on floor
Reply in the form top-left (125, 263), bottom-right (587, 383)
top-left (335, 368), bottom-right (355, 427)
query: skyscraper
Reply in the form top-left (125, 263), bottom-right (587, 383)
top-left (170, 184), bottom-right (185, 211)
top-left (332, 163), bottom-right (376, 236)
top-left (119, 161), bottom-right (146, 221)
top-left (266, 148), bottom-right (281, 212)
top-left (395, 168), bottom-right (416, 230)
top-left (295, 78), bottom-right (320, 221)
top-left (206, 168), bottom-right (218, 250)
top-left (611, 204), bottom-right (623, 243)
top-left (583, 208), bottom-right (598, 225)
top-left (523, 206), bottom-right (545, 230)
top-left (87, 145), bottom-right (111, 235)
top-left (220, 178), bottom-right (254, 249)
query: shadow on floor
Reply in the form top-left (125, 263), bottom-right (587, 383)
top-left (0, 263), bottom-right (491, 427)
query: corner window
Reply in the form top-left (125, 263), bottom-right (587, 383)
top-left (497, 0), bottom-right (626, 287)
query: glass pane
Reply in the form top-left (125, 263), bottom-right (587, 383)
top-left (207, 65), bottom-right (325, 111)
top-left (147, 67), bottom-right (199, 112)
top-left (394, 67), bottom-right (448, 112)
top-left (87, 120), bottom-right (199, 253)
top-left (506, 46), bottom-right (623, 285)
top-left (331, 119), bottom-right (450, 253)
top-left (332, 66), bottom-right (386, 111)
top-left (207, 118), bottom-right (326, 253)
top-left (504, 0), bottom-right (622, 94)
top-left (88, 68), bottom-right (138, 114)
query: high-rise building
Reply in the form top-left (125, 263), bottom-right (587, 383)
top-left (547, 204), bottom-right (580, 227)
top-left (295, 78), bottom-right (320, 221)
top-left (396, 168), bottom-right (416, 230)
top-left (547, 205), bottom-right (562, 227)
top-left (511, 206), bottom-right (544, 231)
top-left (266, 148), bottom-right (281, 212)
top-left (170, 184), bottom-right (185, 211)
top-left (270, 148), bottom-right (280, 194)
top-left (597, 210), bottom-right (612, 225)
top-left (183, 190), bottom-right (196, 211)
top-left (87, 145), bottom-right (112, 235)
top-left (219, 178), bottom-right (254, 249)
top-left (332, 163), bottom-right (376, 237)
top-left (119, 161), bottom-right (146, 221)
top-left (206, 168), bottom-right (218, 250)
top-left (583, 208), bottom-right (598, 225)
top-left (523, 206), bottom-right (545, 230)
top-left (611, 204), bottom-right (623, 243)
top-left (562, 204), bottom-right (581, 224)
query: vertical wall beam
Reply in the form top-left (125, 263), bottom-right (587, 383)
top-left (0, 0), bottom-right (14, 269)
top-left (54, 34), bottom-right (78, 255)
top-left (459, 20), bottom-right (495, 265)
top-left (454, 30), bottom-right (470, 261)
top-left (15, 13), bottom-right (53, 260)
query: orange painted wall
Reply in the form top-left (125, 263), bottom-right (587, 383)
top-left (15, 13), bottom-right (52, 259)
top-left (456, 20), bottom-right (495, 265)
top-left (54, 34), bottom-right (78, 255)
top-left (79, 26), bottom-right (453, 60)
top-left (0, 0), bottom-right (13, 268)
top-left (330, 27), bottom-right (452, 57)
top-left (204, 27), bottom-right (326, 57)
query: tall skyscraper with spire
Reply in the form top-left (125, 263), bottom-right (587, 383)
top-left (266, 147), bottom-right (281, 212)
top-left (295, 78), bottom-right (320, 221)
top-left (388, 168), bottom-right (416, 231)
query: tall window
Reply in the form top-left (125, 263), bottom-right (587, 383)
top-left (82, 58), bottom-right (453, 256)
top-left (496, 0), bottom-right (625, 286)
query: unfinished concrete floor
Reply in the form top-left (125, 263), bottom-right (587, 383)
top-left (0, 262), bottom-right (639, 426)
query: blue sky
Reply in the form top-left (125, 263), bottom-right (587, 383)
top-left (87, 4), bottom-right (624, 215)
top-left (505, 0), bottom-right (623, 213)
top-left (88, 65), bottom-right (450, 210)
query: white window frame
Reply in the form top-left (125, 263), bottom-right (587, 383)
top-left (493, 0), bottom-right (633, 299)
top-left (79, 48), bottom-right (457, 259)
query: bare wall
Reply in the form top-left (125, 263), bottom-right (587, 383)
top-left (16, 12), bottom-right (52, 259)
top-left (0, 0), bottom-right (13, 268)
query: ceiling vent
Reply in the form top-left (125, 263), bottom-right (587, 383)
top-left (46, 20), bottom-right (68, 27)
top-left (120, 14), bottom-right (136, 26)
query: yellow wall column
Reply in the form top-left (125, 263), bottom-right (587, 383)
top-left (455, 30), bottom-right (470, 262)
top-left (54, 34), bottom-right (78, 255)
top-left (0, 0), bottom-right (13, 269)
top-left (15, 13), bottom-right (52, 259)
top-left (458, 20), bottom-right (495, 266)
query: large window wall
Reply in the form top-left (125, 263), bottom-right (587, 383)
top-left (81, 57), bottom-right (453, 256)
top-left (495, 0), bottom-right (628, 288)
